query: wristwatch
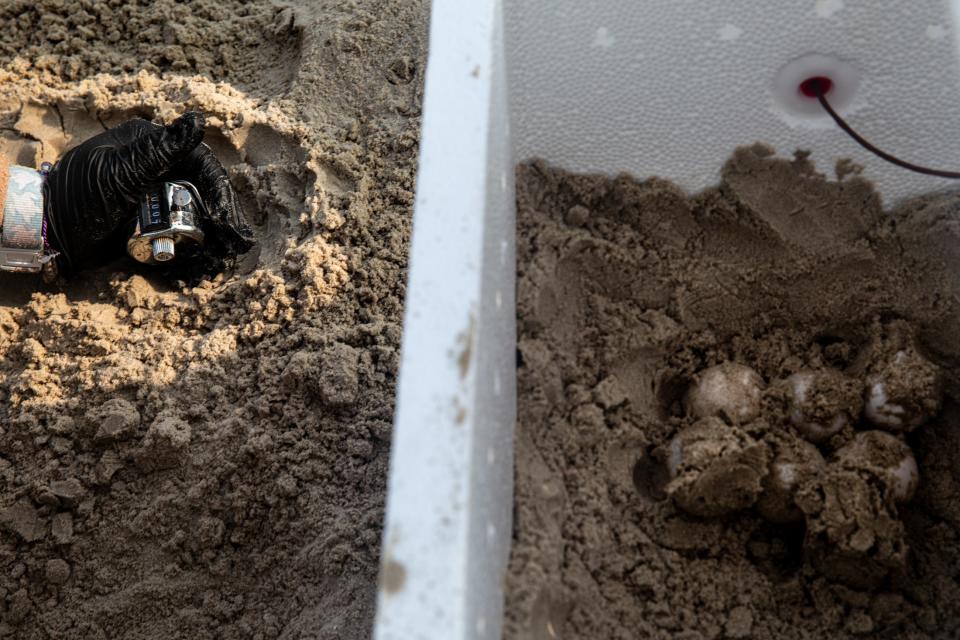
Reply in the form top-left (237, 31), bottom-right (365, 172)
top-left (0, 161), bottom-right (58, 274)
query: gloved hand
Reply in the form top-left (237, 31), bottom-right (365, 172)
top-left (43, 111), bottom-right (256, 272)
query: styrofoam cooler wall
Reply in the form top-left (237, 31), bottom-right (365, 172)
top-left (507, 0), bottom-right (960, 204)
top-left (374, 1), bottom-right (516, 639)
top-left (375, 1), bottom-right (960, 639)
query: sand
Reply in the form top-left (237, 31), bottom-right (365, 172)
top-left (507, 146), bottom-right (960, 639)
top-left (0, 1), bottom-right (427, 637)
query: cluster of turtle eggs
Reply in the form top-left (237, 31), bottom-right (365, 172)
top-left (665, 345), bottom-right (941, 523)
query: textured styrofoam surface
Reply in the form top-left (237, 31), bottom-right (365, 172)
top-left (506, 0), bottom-right (960, 204)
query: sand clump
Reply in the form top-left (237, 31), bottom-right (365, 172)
top-left (664, 417), bottom-right (770, 519)
top-left (0, 1), bottom-right (428, 638)
top-left (508, 146), bottom-right (960, 639)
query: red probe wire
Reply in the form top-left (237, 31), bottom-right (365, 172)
top-left (809, 78), bottom-right (960, 180)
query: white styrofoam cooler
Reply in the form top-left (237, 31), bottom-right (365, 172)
top-left (374, 1), bottom-right (960, 638)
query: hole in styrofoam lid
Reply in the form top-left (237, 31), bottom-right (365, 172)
top-left (799, 76), bottom-right (833, 98)
top-left (773, 54), bottom-right (861, 126)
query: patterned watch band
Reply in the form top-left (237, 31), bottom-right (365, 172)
top-left (0, 165), bottom-right (55, 273)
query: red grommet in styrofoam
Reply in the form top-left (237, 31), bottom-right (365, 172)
top-left (774, 55), bottom-right (860, 125)
top-left (799, 76), bottom-right (834, 98)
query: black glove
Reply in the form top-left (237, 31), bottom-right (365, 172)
top-left (43, 111), bottom-right (256, 272)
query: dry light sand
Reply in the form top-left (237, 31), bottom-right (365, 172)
top-left (507, 148), bottom-right (960, 639)
top-left (0, 1), bottom-right (427, 638)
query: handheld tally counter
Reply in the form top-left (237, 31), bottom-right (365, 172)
top-left (127, 181), bottom-right (206, 264)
